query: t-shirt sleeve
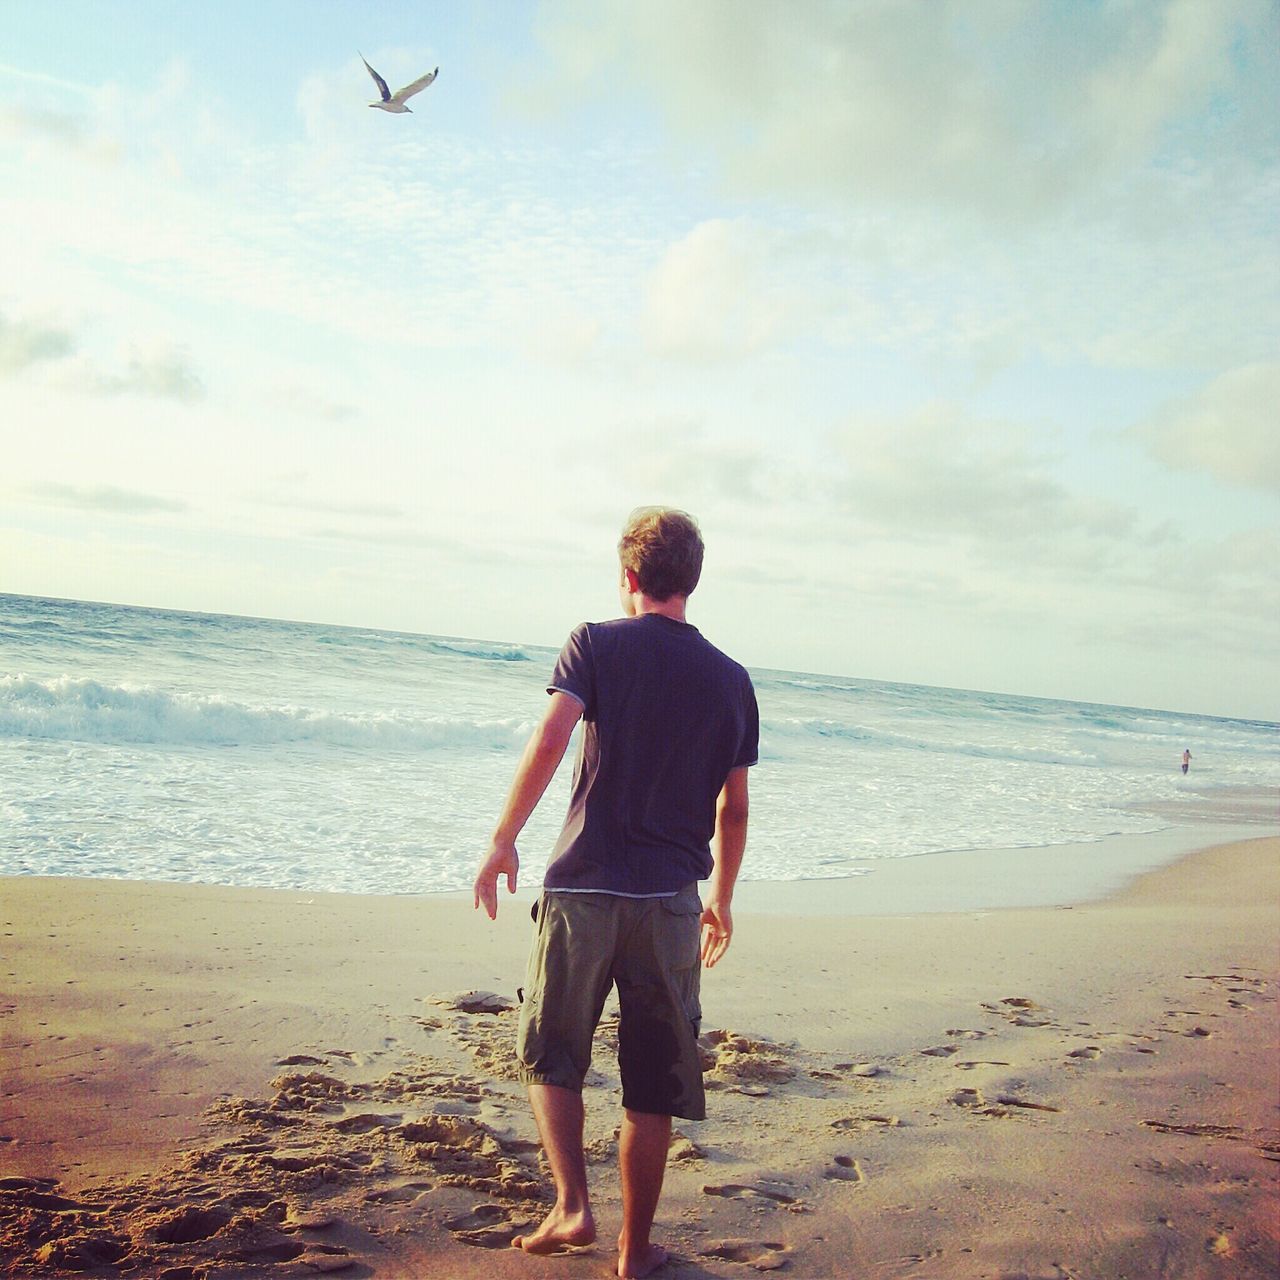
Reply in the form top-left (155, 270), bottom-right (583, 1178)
top-left (547, 623), bottom-right (595, 717)
top-left (734, 674), bottom-right (760, 768)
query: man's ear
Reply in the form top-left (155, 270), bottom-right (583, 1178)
top-left (622, 567), bottom-right (641, 594)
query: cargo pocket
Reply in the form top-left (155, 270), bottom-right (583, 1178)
top-left (658, 886), bottom-right (704, 986)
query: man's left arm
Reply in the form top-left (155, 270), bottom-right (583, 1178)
top-left (700, 765), bottom-right (750, 968)
top-left (473, 691), bottom-right (583, 920)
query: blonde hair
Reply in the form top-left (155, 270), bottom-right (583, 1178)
top-left (618, 507), bottom-right (704, 600)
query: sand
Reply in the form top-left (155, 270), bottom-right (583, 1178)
top-left (1, 834), bottom-right (1277, 1278)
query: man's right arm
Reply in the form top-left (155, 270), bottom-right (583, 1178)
top-left (701, 765), bottom-right (749, 968)
top-left (473, 691), bottom-right (583, 920)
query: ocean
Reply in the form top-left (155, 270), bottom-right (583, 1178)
top-left (2, 594), bottom-right (1276, 897)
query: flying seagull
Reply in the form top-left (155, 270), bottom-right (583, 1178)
top-left (360, 54), bottom-right (438, 113)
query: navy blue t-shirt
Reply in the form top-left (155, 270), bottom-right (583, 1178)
top-left (543, 613), bottom-right (759, 896)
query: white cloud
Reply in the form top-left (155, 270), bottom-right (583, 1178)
top-left (0, 312), bottom-right (74, 372)
top-left (23, 482), bottom-right (187, 514)
top-left (641, 219), bottom-right (797, 362)
top-left (253, 496), bottom-right (404, 519)
top-left (1135, 363), bottom-right (1280, 496)
top-left (1081, 0), bottom-right (1254, 162)
top-left (56, 343), bottom-right (205, 403)
top-left (0, 102), bottom-right (100, 154)
top-left (833, 403), bottom-right (1137, 545)
top-left (534, 0), bottom-right (1278, 219)
top-left (265, 382), bottom-right (358, 424)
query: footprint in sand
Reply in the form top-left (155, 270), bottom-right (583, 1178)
top-left (294, 1244), bottom-right (356, 1273)
top-left (446, 1203), bottom-right (536, 1249)
top-left (282, 1207), bottom-right (339, 1230)
top-left (983, 997), bottom-right (1055, 1028)
top-left (834, 1062), bottom-right (885, 1077)
top-left (364, 1183), bottom-right (431, 1204)
top-left (995, 1095), bottom-right (1062, 1113)
top-left (699, 1239), bottom-right (791, 1270)
top-left (0, 1180), bottom-right (130, 1271)
top-left (703, 1183), bottom-right (797, 1206)
top-left (921, 1044), bottom-right (959, 1057)
top-left (701, 1028), bottom-right (796, 1086)
top-left (1067, 1046), bottom-right (1102, 1060)
top-left (950, 1087), bottom-right (1059, 1116)
top-left (824, 1155), bottom-right (865, 1183)
top-left (832, 1113), bottom-right (899, 1131)
top-left (1185, 971), bottom-right (1267, 992)
top-left (945, 1028), bottom-right (992, 1039)
top-left (954, 1060), bottom-right (1011, 1070)
top-left (145, 1204), bottom-right (233, 1243)
top-left (331, 1111), bottom-right (402, 1133)
top-left (1142, 1120), bottom-right (1244, 1139)
top-left (438, 991), bottom-right (519, 1015)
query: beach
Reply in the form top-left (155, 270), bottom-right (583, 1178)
top-left (2, 832), bottom-right (1276, 1278)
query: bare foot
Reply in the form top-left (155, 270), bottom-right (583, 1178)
top-left (618, 1241), bottom-right (669, 1278)
top-left (511, 1204), bottom-right (596, 1254)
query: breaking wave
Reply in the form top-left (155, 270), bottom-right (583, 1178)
top-left (0, 674), bottom-right (531, 750)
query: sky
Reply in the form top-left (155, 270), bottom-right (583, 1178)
top-left (1, 0), bottom-right (1277, 720)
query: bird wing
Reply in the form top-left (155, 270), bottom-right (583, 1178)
top-left (360, 54), bottom-right (392, 103)
top-left (391, 67), bottom-right (438, 103)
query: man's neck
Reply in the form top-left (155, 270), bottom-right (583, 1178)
top-left (632, 595), bottom-right (688, 623)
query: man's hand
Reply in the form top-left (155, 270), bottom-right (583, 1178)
top-left (700, 898), bottom-right (733, 968)
top-left (474, 840), bottom-right (519, 920)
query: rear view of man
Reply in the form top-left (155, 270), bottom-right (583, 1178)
top-left (474, 506), bottom-right (758, 1279)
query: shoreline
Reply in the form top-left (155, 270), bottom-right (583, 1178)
top-left (2, 834), bottom-right (1276, 1277)
top-left (4, 782), bottom-right (1274, 921)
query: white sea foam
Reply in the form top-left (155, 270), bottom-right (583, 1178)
top-left (0, 673), bottom-right (531, 751)
top-left (760, 717), bottom-right (1104, 767)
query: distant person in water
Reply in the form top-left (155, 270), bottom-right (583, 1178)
top-left (474, 507), bottom-right (758, 1280)
top-left (1182, 748), bottom-right (1192, 775)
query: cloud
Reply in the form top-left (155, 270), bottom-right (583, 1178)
top-left (116, 348), bottom-right (205, 401)
top-left (0, 313), bottom-right (74, 373)
top-left (1135, 362), bottom-right (1280, 496)
top-left (641, 219), bottom-right (798, 361)
top-left (254, 496), bottom-right (405, 519)
top-left (24, 483), bottom-right (187, 514)
top-left (63, 345), bottom-right (205, 402)
top-left (518, 304), bottom-right (604, 366)
top-left (0, 306), bottom-right (203, 401)
top-left (534, 0), bottom-right (1277, 220)
top-left (0, 103), bottom-right (87, 146)
top-left (266, 383), bottom-right (358, 424)
top-left (833, 403), bottom-right (1137, 545)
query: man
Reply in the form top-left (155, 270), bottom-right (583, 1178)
top-left (474, 507), bottom-right (758, 1280)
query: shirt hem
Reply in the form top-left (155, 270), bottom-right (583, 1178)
top-left (543, 886), bottom-right (680, 899)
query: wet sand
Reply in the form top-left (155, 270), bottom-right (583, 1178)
top-left (2, 834), bottom-right (1277, 1277)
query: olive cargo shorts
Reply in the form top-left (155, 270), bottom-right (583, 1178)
top-left (516, 884), bottom-right (706, 1120)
